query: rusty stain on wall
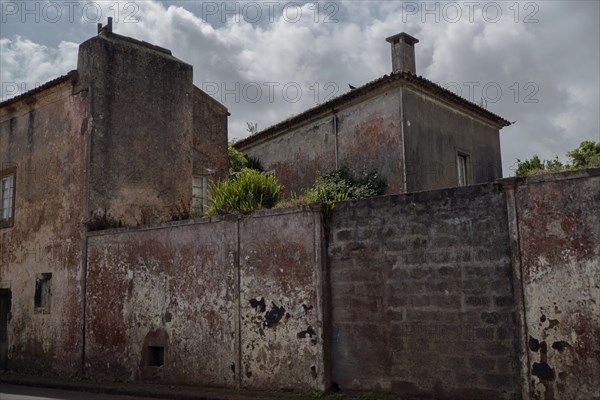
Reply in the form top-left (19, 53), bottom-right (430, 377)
top-left (84, 209), bottom-right (326, 390)
top-left (239, 211), bottom-right (326, 390)
top-left (0, 25), bottom-right (228, 378)
top-left (0, 80), bottom-right (88, 376)
top-left (85, 221), bottom-right (238, 385)
top-left (238, 82), bottom-right (505, 196)
top-left (516, 172), bottom-right (600, 400)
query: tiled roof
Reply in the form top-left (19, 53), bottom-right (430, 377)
top-left (0, 71), bottom-right (76, 108)
top-left (235, 71), bottom-right (511, 150)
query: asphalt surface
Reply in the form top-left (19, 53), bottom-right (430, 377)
top-left (0, 384), bottom-right (161, 400)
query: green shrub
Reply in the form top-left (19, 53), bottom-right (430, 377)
top-left (228, 143), bottom-right (248, 173)
top-left (246, 155), bottom-right (264, 172)
top-left (515, 155), bottom-right (564, 177)
top-left (314, 166), bottom-right (387, 201)
top-left (278, 167), bottom-right (386, 208)
top-left (276, 167), bottom-right (383, 234)
top-left (228, 142), bottom-right (264, 174)
top-left (208, 168), bottom-right (282, 215)
top-left (357, 392), bottom-right (379, 400)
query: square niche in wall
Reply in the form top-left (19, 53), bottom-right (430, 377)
top-left (34, 273), bottom-right (52, 313)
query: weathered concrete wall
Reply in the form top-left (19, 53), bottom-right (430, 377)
top-left (77, 32), bottom-right (194, 226)
top-left (0, 80), bottom-right (88, 375)
top-left (85, 219), bottom-right (238, 385)
top-left (335, 90), bottom-right (403, 194)
top-left (241, 87), bottom-right (404, 195)
top-left (403, 86), bottom-right (503, 192)
top-left (328, 184), bottom-right (520, 399)
top-left (514, 170), bottom-right (600, 400)
top-left (239, 210), bottom-right (327, 390)
top-left (242, 116), bottom-right (336, 195)
top-left (192, 87), bottom-right (228, 182)
top-left (85, 208), bottom-right (326, 389)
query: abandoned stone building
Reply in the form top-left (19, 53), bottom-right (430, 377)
top-left (0, 19), bottom-right (227, 375)
top-left (234, 32), bottom-right (510, 194)
top-left (1, 22), bottom-right (599, 400)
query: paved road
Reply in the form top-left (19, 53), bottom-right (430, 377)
top-left (0, 384), bottom-right (161, 400)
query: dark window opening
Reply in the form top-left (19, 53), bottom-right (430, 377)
top-left (147, 346), bottom-right (164, 367)
top-left (457, 153), bottom-right (470, 187)
top-left (34, 273), bottom-right (52, 311)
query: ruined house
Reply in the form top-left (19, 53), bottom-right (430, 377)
top-left (0, 19), bottom-right (228, 375)
top-left (234, 33), bottom-right (511, 194)
top-left (1, 23), bottom-right (598, 400)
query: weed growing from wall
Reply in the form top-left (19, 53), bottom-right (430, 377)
top-left (168, 199), bottom-right (191, 221)
top-left (277, 166), bottom-right (386, 233)
top-left (208, 168), bottom-right (282, 215)
top-left (314, 167), bottom-right (387, 201)
top-left (86, 209), bottom-right (123, 231)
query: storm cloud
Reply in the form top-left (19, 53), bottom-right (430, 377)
top-left (1, 1), bottom-right (598, 175)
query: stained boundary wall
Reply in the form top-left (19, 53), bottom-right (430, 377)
top-left (327, 168), bottom-right (599, 400)
top-left (328, 181), bottom-right (520, 399)
top-left (85, 208), bottom-right (329, 390)
top-left (82, 168), bottom-right (599, 400)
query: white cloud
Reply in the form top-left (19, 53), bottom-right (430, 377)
top-left (1, 0), bottom-right (598, 175)
top-left (0, 36), bottom-right (78, 97)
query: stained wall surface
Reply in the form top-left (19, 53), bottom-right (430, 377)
top-left (402, 86), bottom-right (503, 192)
top-left (77, 32), bottom-right (194, 226)
top-left (85, 209), bottom-right (326, 389)
top-left (515, 170), bottom-right (600, 400)
top-left (328, 184), bottom-right (520, 399)
top-left (239, 211), bottom-right (327, 390)
top-left (0, 80), bottom-right (88, 375)
top-left (241, 88), bottom-right (404, 195)
top-left (192, 87), bottom-right (228, 183)
top-left (241, 116), bottom-right (337, 195)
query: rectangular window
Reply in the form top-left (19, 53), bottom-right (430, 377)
top-left (192, 175), bottom-right (209, 213)
top-left (34, 273), bottom-right (52, 313)
top-left (1, 171), bottom-right (15, 228)
top-left (457, 153), bottom-right (470, 187)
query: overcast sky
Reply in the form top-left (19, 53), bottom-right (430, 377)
top-left (1, 1), bottom-right (599, 176)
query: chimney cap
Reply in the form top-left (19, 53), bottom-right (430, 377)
top-left (386, 32), bottom-right (419, 45)
top-left (97, 17), bottom-right (113, 35)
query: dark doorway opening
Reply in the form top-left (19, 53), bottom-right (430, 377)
top-left (0, 289), bottom-right (11, 370)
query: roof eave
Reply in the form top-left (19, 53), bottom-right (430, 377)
top-left (0, 71), bottom-right (77, 109)
top-left (235, 72), bottom-right (511, 150)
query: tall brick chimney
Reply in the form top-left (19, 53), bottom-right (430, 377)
top-left (386, 32), bottom-right (419, 75)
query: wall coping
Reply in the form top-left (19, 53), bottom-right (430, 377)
top-left (86, 204), bottom-right (320, 237)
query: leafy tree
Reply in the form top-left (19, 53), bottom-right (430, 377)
top-left (515, 156), bottom-right (563, 177)
top-left (566, 141), bottom-right (600, 169)
top-left (515, 140), bottom-right (599, 177)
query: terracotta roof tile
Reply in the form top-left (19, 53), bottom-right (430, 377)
top-left (235, 71), bottom-right (510, 150)
top-left (0, 71), bottom-right (76, 109)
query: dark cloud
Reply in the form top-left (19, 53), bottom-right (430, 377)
top-left (1, 1), bottom-right (598, 175)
